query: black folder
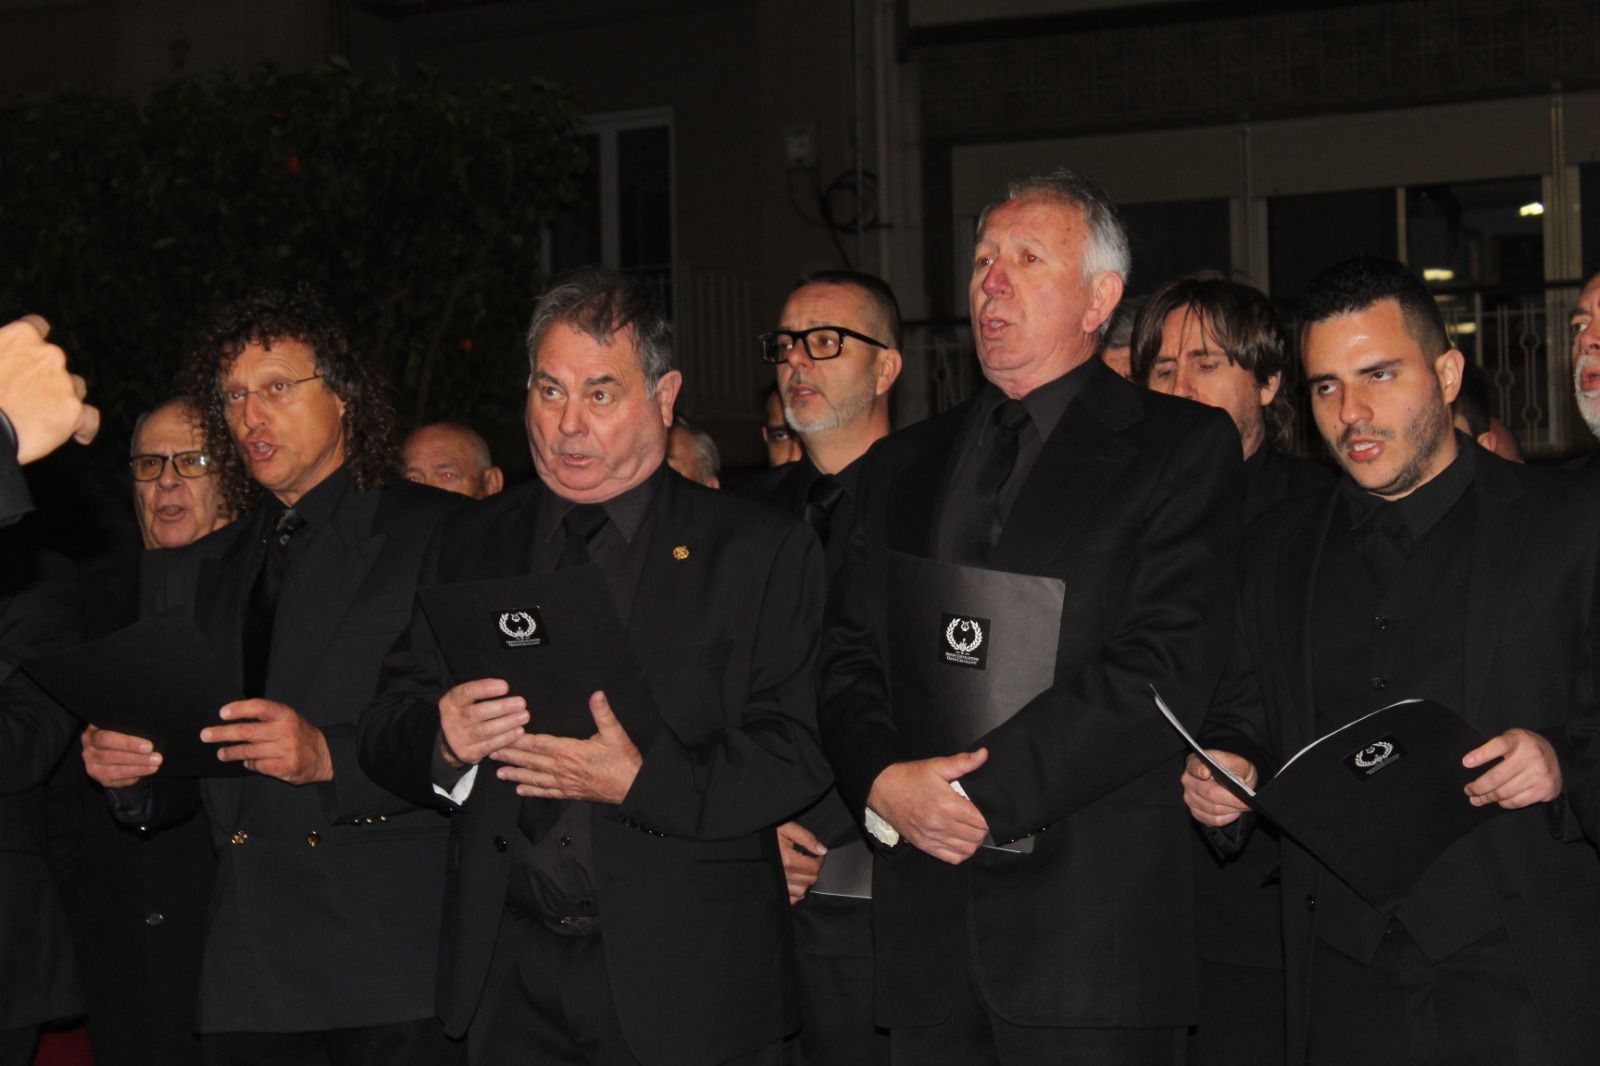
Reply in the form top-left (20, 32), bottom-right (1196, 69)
top-left (885, 550), bottom-right (1065, 853)
top-left (23, 615), bottom-right (247, 778)
top-left (1153, 688), bottom-right (1506, 913)
top-left (415, 567), bottom-right (659, 745)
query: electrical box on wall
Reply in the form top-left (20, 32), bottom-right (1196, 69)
top-left (784, 124), bottom-right (815, 170)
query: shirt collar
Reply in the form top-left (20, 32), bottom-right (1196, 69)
top-left (977, 356), bottom-right (1093, 444)
top-left (537, 462), bottom-right (664, 546)
top-left (260, 465), bottom-right (351, 529)
top-left (1341, 433), bottom-right (1477, 541)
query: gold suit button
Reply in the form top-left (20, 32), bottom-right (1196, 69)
top-left (305, 831), bottom-right (321, 847)
top-left (230, 830), bottom-right (248, 846)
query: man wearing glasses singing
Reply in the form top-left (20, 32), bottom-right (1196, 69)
top-left (82, 287), bottom-right (465, 1065)
top-left (740, 269), bottom-right (903, 1066)
top-left (129, 399), bottom-right (231, 550)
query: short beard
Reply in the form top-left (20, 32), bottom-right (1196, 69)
top-left (1347, 392), bottom-right (1453, 498)
top-left (784, 383), bottom-right (875, 434)
top-left (1575, 360), bottom-right (1600, 438)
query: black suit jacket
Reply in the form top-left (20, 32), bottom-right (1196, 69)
top-left (359, 471), bottom-right (833, 1066)
top-left (139, 478), bottom-right (464, 1033)
top-left (0, 527), bottom-right (84, 1031)
top-left (820, 360), bottom-right (1242, 1028)
top-left (1203, 448), bottom-right (1600, 1064)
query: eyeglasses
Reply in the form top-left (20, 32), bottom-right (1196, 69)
top-left (220, 373), bottom-right (323, 408)
top-left (130, 450), bottom-right (212, 481)
top-left (758, 326), bottom-right (889, 364)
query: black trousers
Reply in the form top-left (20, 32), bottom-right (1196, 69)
top-left (0, 1026), bottom-right (35, 1066)
top-left (1307, 926), bottom-right (1553, 1066)
top-left (789, 894), bottom-right (888, 1066)
top-left (472, 911), bottom-right (782, 1066)
top-left (887, 930), bottom-right (1184, 1066)
top-left (200, 1017), bottom-right (463, 1066)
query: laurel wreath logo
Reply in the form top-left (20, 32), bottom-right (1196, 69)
top-left (1352, 740), bottom-right (1395, 769)
top-left (945, 617), bottom-right (984, 655)
top-left (498, 611), bottom-right (538, 641)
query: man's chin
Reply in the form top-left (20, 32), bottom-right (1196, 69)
top-left (1578, 396), bottom-right (1600, 439)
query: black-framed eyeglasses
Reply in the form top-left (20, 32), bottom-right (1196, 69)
top-left (220, 373), bottom-right (323, 409)
top-left (129, 450), bottom-right (212, 482)
top-left (758, 326), bottom-right (889, 364)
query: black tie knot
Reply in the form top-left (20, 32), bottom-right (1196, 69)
top-left (992, 398), bottom-right (1031, 438)
top-left (558, 504), bottom-right (610, 568)
top-left (803, 474), bottom-right (847, 543)
top-left (274, 508), bottom-right (306, 543)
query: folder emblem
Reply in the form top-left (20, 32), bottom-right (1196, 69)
top-left (1349, 735), bottom-right (1403, 778)
top-left (941, 614), bottom-right (989, 670)
top-left (497, 608), bottom-right (549, 649)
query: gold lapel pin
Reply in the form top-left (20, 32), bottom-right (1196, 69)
top-left (672, 545), bottom-right (690, 561)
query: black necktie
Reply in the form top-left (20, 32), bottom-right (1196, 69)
top-left (955, 399), bottom-right (1031, 565)
top-left (803, 475), bottom-right (846, 546)
top-left (557, 504), bottom-right (609, 569)
top-left (241, 508), bottom-right (307, 698)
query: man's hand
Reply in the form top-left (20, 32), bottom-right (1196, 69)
top-left (777, 821), bottom-right (827, 905)
top-left (1182, 750), bottom-right (1257, 827)
top-left (81, 725), bottom-right (161, 789)
top-left (0, 316), bottom-right (100, 463)
top-left (491, 690), bottom-right (641, 804)
top-left (866, 749), bottom-right (990, 865)
top-left (437, 677), bottom-right (529, 768)
top-left (201, 699), bottom-right (332, 785)
top-left (1463, 728), bottom-right (1562, 809)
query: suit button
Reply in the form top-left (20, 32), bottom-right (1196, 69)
top-left (559, 835), bottom-right (572, 847)
top-left (493, 836), bottom-right (509, 852)
top-left (145, 911), bottom-right (165, 927)
top-left (305, 831), bottom-right (320, 847)
top-left (1371, 676), bottom-right (1386, 690)
top-left (1373, 615), bottom-right (1388, 630)
top-left (136, 824), bottom-right (151, 835)
top-left (230, 830), bottom-right (248, 846)
top-left (1305, 894), bottom-right (1317, 911)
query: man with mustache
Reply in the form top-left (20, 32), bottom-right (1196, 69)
top-left (1185, 256), bottom-right (1600, 1065)
top-left (741, 269), bottom-right (904, 1066)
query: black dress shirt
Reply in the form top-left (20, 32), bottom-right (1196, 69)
top-left (933, 359), bottom-right (1090, 564)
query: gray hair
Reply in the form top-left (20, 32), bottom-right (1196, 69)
top-left (976, 168), bottom-right (1132, 285)
top-left (130, 397), bottom-right (201, 455)
top-left (525, 267), bottom-right (674, 392)
top-left (407, 421), bottom-right (494, 472)
top-left (672, 417), bottom-right (722, 483)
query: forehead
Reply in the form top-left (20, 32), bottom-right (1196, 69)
top-left (222, 337), bottom-right (318, 381)
top-left (134, 405), bottom-right (203, 451)
top-left (977, 194), bottom-right (1086, 251)
top-left (780, 283), bottom-right (871, 331)
top-left (1158, 305), bottom-right (1220, 355)
top-left (1303, 300), bottom-right (1425, 372)
top-left (1577, 275), bottom-right (1600, 315)
top-left (405, 428), bottom-right (474, 464)
top-left (535, 321), bottom-right (644, 383)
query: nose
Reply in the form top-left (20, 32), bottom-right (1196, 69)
top-left (783, 342), bottom-right (814, 372)
top-left (980, 260), bottom-right (1010, 298)
top-left (557, 396), bottom-right (587, 437)
top-left (238, 391), bottom-right (269, 429)
top-left (1173, 364), bottom-right (1199, 401)
top-left (1339, 384), bottom-right (1371, 427)
top-left (156, 457), bottom-right (183, 489)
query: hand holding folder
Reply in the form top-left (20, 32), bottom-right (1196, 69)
top-left (1155, 686), bottom-right (1508, 914)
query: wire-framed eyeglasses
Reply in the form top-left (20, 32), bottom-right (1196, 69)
top-left (757, 326), bottom-right (889, 364)
top-left (129, 450), bottom-right (212, 481)
top-left (220, 373), bottom-right (323, 409)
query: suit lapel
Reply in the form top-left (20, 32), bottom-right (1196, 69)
top-left (887, 404), bottom-right (969, 557)
top-left (266, 486), bottom-right (385, 711)
top-left (196, 515), bottom-right (262, 691)
top-left (1459, 457), bottom-right (1526, 727)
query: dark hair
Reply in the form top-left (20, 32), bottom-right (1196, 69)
top-left (1130, 273), bottom-right (1294, 449)
top-left (793, 269), bottom-right (904, 349)
top-left (1453, 362), bottom-right (1494, 437)
top-left (1299, 255), bottom-right (1449, 358)
top-left (526, 267), bottom-right (673, 391)
top-left (183, 285), bottom-right (398, 515)
top-left (1103, 295), bottom-right (1145, 351)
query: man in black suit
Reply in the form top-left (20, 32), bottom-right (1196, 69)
top-left (82, 288), bottom-right (464, 1065)
top-left (358, 267), bottom-right (831, 1066)
top-left (1131, 274), bottom-right (1333, 1066)
top-left (741, 269), bottom-right (904, 1066)
top-left (819, 170), bottom-right (1241, 1064)
top-left (1185, 256), bottom-right (1600, 1065)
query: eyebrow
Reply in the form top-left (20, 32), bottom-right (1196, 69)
top-left (1306, 357), bottom-right (1404, 386)
top-left (583, 374), bottom-right (622, 388)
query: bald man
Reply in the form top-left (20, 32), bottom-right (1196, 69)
top-left (402, 422), bottom-right (504, 499)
